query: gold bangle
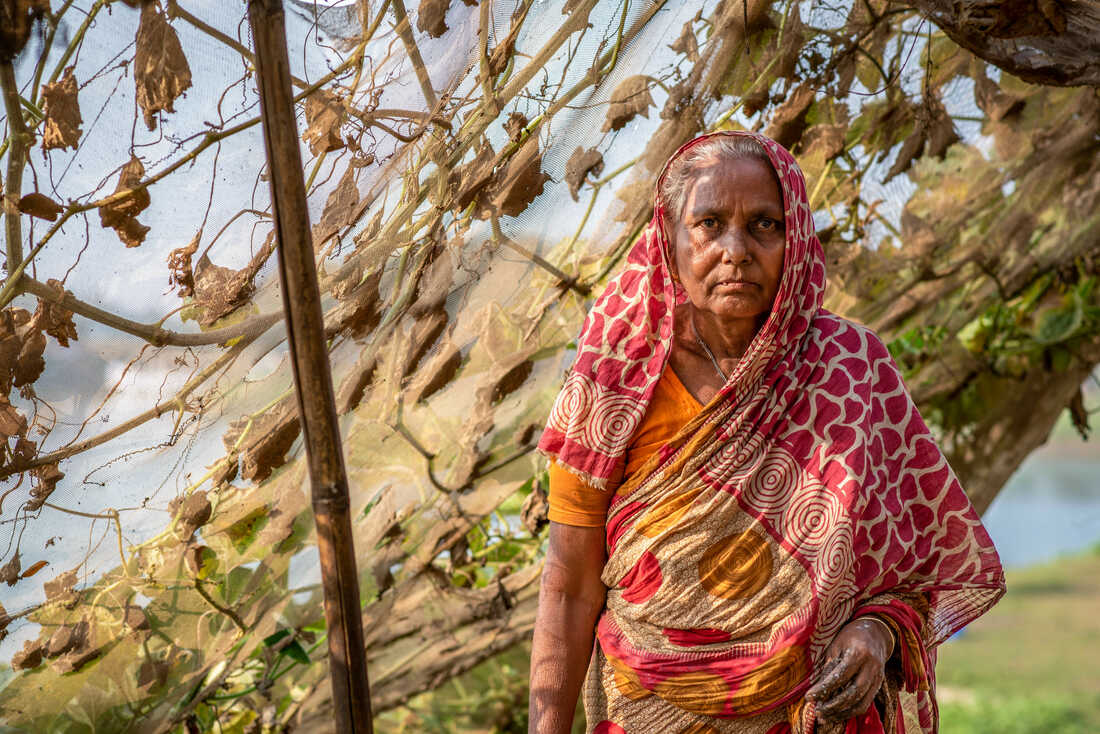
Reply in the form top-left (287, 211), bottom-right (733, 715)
top-left (857, 614), bottom-right (896, 650)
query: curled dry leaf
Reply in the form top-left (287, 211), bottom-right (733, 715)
top-left (191, 253), bottom-right (257, 328)
top-left (316, 165), bottom-right (359, 244)
top-left (14, 322), bottom-right (45, 390)
top-left (487, 139), bottom-right (550, 218)
top-left (974, 73), bottom-right (1026, 122)
top-left (800, 123), bottom-right (847, 161)
top-left (504, 111), bottom-right (528, 143)
top-left (417, 0), bottom-right (449, 38)
top-left (520, 480), bottom-right (548, 536)
top-left (885, 94), bottom-right (959, 182)
top-left (564, 147), bottom-right (604, 201)
top-left (123, 604), bottom-right (150, 633)
top-left (167, 232), bottom-right (200, 298)
top-left (170, 490), bottom-right (212, 541)
top-left (222, 400), bottom-right (301, 483)
top-left (661, 82), bottom-right (693, 120)
top-left (17, 192), bottom-right (63, 221)
top-left (451, 144), bottom-right (496, 211)
top-left (33, 279), bottom-right (78, 347)
top-left (27, 463), bottom-right (64, 512)
top-left (43, 568), bottom-right (78, 606)
top-left (0, 552), bottom-right (20, 586)
top-left (405, 340), bottom-right (461, 404)
top-left (303, 89), bottom-right (346, 156)
top-left (134, 3), bottom-right (193, 130)
top-left (137, 658), bottom-right (170, 692)
top-left (99, 156), bottom-right (151, 248)
top-left (602, 75), bottom-right (655, 132)
top-left (0, 394), bottom-right (26, 439)
top-left (11, 639), bottom-right (43, 671)
top-left (669, 19), bottom-right (699, 61)
top-left (763, 83), bottom-right (815, 149)
top-left (40, 66), bottom-right (82, 151)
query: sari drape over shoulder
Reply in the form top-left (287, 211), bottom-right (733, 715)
top-left (537, 131), bottom-right (1005, 734)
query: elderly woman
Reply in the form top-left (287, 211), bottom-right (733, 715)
top-left (528, 131), bottom-right (1005, 734)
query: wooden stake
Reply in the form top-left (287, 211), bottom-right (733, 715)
top-left (247, 2), bottom-right (373, 732)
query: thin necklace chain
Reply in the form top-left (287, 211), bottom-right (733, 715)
top-left (690, 314), bottom-right (728, 382)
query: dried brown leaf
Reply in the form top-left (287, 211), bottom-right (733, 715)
top-left (316, 165), bottom-right (359, 243)
top-left (487, 139), bottom-right (550, 218)
top-left (451, 144), bottom-right (496, 211)
top-left (564, 147), bottom-right (604, 201)
top-left (800, 124), bottom-right (847, 161)
top-left (303, 89), bottom-right (346, 156)
top-left (602, 75), bottom-right (654, 132)
top-left (26, 463), bottom-right (63, 512)
top-left (19, 560), bottom-right (47, 578)
top-left (137, 658), bottom-right (170, 692)
top-left (99, 156), bottom-right (151, 248)
top-left (14, 324), bottom-right (45, 389)
top-left (0, 394), bottom-right (26, 439)
top-left (43, 568), bottom-right (78, 607)
top-left (763, 83), bottom-right (815, 149)
top-left (411, 249), bottom-right (455, 316)
top-left (223, 401), bottom-right (301, 484)
top-left (0, 552), bottom-right (19, 586)
top-left (504, 112), bottom-right (528, 143)
top-left (134, 3), bottom-right (192, 130)
top-left (123, 604), bottom-right (150, 633)
top-left (669, 20), bottom-right (699, 61)
top-left (406, 340), bottom-right (461, 403)
top-left (191, 253), bottom-right (256, 328)
top-left (32, 279), bottom-right (78, 347)
top-left (167, 232), bottom-right (200, 298)
top-left (520, 480), bottom-right (548, 536)
top-left (40, 66), bottom-right (82, 151)
top-left (974, 73), bottom-right (1025, 122)
top-left (417, 0), bottom-right (449, 38)
top-left (17, 192), bottom-right (63, 221)
top-left (170, 490), bottom-right (212, 541)
top-left (11, 639), bottom-right (43, 671)
top-left (661, 82), bottom-right (693, 120)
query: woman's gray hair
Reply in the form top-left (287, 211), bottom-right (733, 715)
top-left (658, 135), bottom-right (776, 225)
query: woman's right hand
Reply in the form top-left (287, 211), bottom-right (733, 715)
top-left (528, 522), bottom-right (608, 734)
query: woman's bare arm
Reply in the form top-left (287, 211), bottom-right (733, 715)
top-left (528, 521), bottom-right (608, 734)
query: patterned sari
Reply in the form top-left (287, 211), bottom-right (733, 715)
top-left (537, 131), bottom-right (1005, 733)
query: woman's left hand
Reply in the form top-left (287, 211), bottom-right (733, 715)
top-left (805, 616), bottom-right (895, 726)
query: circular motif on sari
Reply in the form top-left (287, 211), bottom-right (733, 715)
top-left (653, 671), bottom-right (730, 717)
top-left (813, 523), bottom-right (854, 588)
top-left (606, 654), bottom-right (651, 701)
top-left (741, 451), bottom-right (800, 512)
top-left (583, 393), bottom-right (641, 455)
top-left (782, 481), bottom-right (841, 556)
top-left (698, 529), bottom-right (772, 600)
top-left (635, 487), bottom-right (704, 538)
top-left (547, 373), bottom-right (592, 438)
top-left (727, 643), bottom-right (808, 712)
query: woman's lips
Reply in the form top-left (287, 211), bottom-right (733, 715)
top-left (714, 279), bottom-right (757, 291)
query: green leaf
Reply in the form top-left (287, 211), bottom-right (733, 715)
top-left (279, 640), bottom-right (310, 666)
top-left (263, 629), bottom-right (291, 647)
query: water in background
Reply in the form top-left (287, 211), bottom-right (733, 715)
top-left (980, 449), bottom-right (1100, 568)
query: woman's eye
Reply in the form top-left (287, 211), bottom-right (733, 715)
top-left (700, 217), bottom-right (718, 229)
top-left (756, 217), bottom-right (782, 232)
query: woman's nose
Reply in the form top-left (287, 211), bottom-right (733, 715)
top-left (719, 227), bottom-right (751, 263)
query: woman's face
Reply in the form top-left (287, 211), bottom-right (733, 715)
top-left (670, 155), bottom-right (786, 325)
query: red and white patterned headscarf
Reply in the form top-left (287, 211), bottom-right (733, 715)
top-left (538, 130), bottom-right (825, 487)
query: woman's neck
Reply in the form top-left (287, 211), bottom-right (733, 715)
top-left (687, 306), bottom-right (759, 361)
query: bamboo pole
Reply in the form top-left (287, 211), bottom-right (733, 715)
top-left (246, 2), bottom-right (373, 732)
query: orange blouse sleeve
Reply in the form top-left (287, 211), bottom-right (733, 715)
top-left (547, 460), bottom-right (622, 528)
top-left (546, 367), bottom-right (701, 528)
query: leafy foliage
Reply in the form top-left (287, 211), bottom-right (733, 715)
top-left (0, 1), bottom-right (1096, 731)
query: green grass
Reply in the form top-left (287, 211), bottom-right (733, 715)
top-left (936, 547), bottom-right (1100, 733)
